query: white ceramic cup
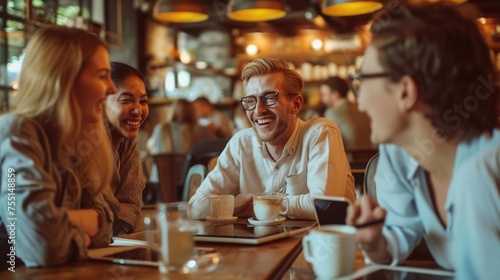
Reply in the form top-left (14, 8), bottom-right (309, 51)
top-left (302, 225), bottom-right (357, 279)
top-left (253, 193), bottom-right (289, 221)
top-left (209, 195), bottom-right (235, 219)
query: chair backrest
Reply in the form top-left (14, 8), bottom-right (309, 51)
top-left (182, 164), bottom-right (208, 202)
top-left (346, 148), bottom-right (379, 191)
top-left (182, 138), bottom-right (229, 179)
top-left (363, 153), bottom-right (379, 200)
top-left (153, 153), bottom-right (187, 202)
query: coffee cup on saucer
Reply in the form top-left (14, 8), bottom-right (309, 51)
top-left (253, 192), bottom-right (288, 221)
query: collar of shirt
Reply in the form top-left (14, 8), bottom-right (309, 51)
top-left (260, 118), bottom-right (302, 160)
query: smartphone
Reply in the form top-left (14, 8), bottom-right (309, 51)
top-left (312, 196), bottom-right (352, 227)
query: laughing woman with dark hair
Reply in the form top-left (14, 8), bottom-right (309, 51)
top-left (103, 62), bottom-right (149, 236)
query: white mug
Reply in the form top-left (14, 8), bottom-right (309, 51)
top-left (302, 225), bottom-right (357, 279)
top-left (253, 192), bottom-right (289, 221)
top-left (209, 195), bottom-right (235, 219)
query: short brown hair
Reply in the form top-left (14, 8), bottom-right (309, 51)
top-left (371, 2), bottom-right (499, 140)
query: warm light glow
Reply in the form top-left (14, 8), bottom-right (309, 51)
top-left (227, 0), bottom-right (286, 22)
top-left (154, 12), bottom-right (208, 23)
top-left (153, 1), bottom-right (209, 23)
top-left (228, 9), bottom-right (286, 21)
top-left (246, 44), bottom-right (259, 56)
top-left (311, 39), bottom-right (323, 51)
top-left (195, 61), bottom-right (208, 69)
top-left (323, 1), bottom-right (383, 17)
top-left (410, 0), bottom-right (467, 4)
top-left (179, 50), bottom-right (192, 64)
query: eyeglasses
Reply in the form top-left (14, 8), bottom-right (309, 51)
top-left (239, 91), bottom-right (296, 111)
top-left (349, 71), bottom-right (390, 96)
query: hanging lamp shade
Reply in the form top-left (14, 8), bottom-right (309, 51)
top-left (227, 0), bottom-right (286, 22)
top-left (322, 0), bottom-right (383, 17)
top-left (153, 0), bottom-right (209, 23)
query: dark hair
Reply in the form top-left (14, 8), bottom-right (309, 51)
top-left (110, 61), bottom-right (147, 90)
top-left (322, 76), bottom-right (349, 98)
top-left (172, 99), bottom-right (197, 124)
top-left (194, 96), bottom-right (213, 107)
top-left (370, 2), bottom-right (499, 140)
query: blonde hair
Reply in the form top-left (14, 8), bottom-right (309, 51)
top-left (16, 26), bottom-right (113, 195)
top-left (241, 58), bottom-right (304, 95)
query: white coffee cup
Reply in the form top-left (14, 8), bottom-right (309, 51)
top-left (302, 225), bottom-right (357, 279)
top-left (253, 193), bottom-right (289, 221)
top-left (209, 195), bottom-right (234, 219)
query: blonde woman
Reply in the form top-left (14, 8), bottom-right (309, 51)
top-left (0, 26), bottom-right (116, 269)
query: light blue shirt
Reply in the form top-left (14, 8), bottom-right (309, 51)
top-left (374, 130), bottom-right (500, 279)
top-left (189, 118), bottom-right (356, 220)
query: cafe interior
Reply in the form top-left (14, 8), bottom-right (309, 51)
top-left (1, 0), bottom-right (499, 279)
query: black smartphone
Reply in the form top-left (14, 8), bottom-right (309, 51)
top-left (312, 196), bottom-right (352, 226)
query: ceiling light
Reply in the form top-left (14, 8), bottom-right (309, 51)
top-left (227, 0), bottom-right (286, 22)
top-left (153, 0), bottom-right (209, 23)
top-left (246, 44), bottom-right (259, 56)
top-left (322, 0), bottom-right (383, 17)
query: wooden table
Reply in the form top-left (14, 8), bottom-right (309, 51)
top-left (0, 219), bottom-right (315, 280)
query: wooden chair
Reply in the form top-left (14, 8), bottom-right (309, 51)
top-left (363, 153), bottom-right (380, 200)
top-left (182, 164), bottom-right (208, 201)
top-left (153, 153), bottom-right (187, 202)
top-left (346, 148), bottom-right (379, 192)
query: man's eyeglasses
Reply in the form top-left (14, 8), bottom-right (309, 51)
top-left (349, 71), bottom-right (390, 96)
top-left (239, 92), bottom-right (296, 111)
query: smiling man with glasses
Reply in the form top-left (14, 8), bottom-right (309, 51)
top-left (189, 57), bottom-right (356, 220)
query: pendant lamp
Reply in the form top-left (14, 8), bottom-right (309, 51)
top-left (227, 0), bottom-right (286, 22)
top-left (153, 0), bottom-right (209, 23)
top-left (322, 0), bottom-right (383, 17)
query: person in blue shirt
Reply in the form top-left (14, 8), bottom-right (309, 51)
top-left (345, 2), bottom-right (500, 279)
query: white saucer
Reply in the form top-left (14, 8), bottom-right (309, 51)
top-left (247, 216), bottom-right (286, 226)
top-left (205, 216), bottom-right (238, 225)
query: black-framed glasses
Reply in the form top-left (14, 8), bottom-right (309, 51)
top-left (349, 71), bottom-right (390, 96)
top-left (239, 91), bottom-right (295, 111)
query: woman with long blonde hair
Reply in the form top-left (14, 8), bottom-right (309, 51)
top-left (0, 26), bottom-right (116, 269)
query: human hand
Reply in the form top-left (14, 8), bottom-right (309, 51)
top-left (233, 193), bottom-right (254, 217)
top-left (346, 195), bottom-right (386, 250)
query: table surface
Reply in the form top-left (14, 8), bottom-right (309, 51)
top-left (0, 219), bottom-right (316, 280)
top-left (0, 218), bottom-right (444, 280)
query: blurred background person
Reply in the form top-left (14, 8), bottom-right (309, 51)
top-left (148, 99), bottom-right (216, 155)
top-left (193, 96), bottom-right (233, 138)
top-left (0, 26), bottom-right (116, 269)
top-left (320, 76), bottom-right (373, 150)
top-left (103, 61), bottom-right (149, 236)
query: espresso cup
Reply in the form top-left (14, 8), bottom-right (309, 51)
top-left (209, 195), bottom-right (235, 219)
top-left (253, 193), bottom-right (288, 221)
top-left (302, 225), bottom-right (357, 279)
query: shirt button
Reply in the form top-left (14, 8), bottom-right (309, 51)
top-left (275, 166), bottom-right (279, 170)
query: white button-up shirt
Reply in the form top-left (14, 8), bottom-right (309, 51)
top-left (189, 117), bottom-right (356, 220)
